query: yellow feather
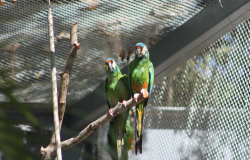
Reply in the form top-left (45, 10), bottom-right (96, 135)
top-left (117, 140), bottom-right (122, 160)
top-left (137, 108), bottom-right (143, 137)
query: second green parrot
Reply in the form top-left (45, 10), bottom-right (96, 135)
top-left (104, 58), bottom-right (131, 160)
top-left (108, 110), bottom-right (134, 160)
top-left (128, 42), bottom-right (154, 155)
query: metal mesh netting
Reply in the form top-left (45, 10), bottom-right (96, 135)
top-left (97, 18), bottom-right (250, 159)
top-left (0, 0), bottom-right (213, 104)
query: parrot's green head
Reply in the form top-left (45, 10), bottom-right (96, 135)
top-left (105, 58), bottom-right (119, 74)
top-left (135, 42), bottom-right (149, 59)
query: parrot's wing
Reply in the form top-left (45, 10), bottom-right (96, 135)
top-left (148, 62), bottom-right (154, 99)
top-left (103, 78), bottom-right (111, 109)
top-left (143, 62), bottom-right (154, 108)
top-left (122, 74), bottom-right (132, 99)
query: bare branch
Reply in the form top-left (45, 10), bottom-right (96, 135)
top-left (62, 93), bottom-right (146, 150)
top-left (40, 22), bottom-right (80, 160)
top-left (44, 93), bottom-right (148, 159)
top-left (57, 21), bottom-right (79, 132)
top-left (0, 0), bottom-right (4, 6)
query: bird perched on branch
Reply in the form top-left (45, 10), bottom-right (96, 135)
top-left (104, 58), bottom-right (131, 160)
top-left (108, 110), bottom-right (134, 160)
top-left (128, 42), bottom-right (154, 154)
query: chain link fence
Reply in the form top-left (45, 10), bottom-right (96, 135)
top-left (2, 0), bottom-right (250, 160)
top-left (97, 18), bottom-right (250, 160)
top-left (0, 0), bottom-right (212, 104)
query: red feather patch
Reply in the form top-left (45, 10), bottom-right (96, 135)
top-left (106, 60), bottom-right (111, 63)
top-left (130, 139), bottom-right (134, 144)
top-left (142, 82), bottom-right (147, 89)
top-left (134, 83), bottom-right (138, 90)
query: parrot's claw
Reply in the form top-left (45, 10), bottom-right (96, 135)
top-left (109, 109), bottom-right (114, 116)
top-left (122, 100), bottom-right (127, 108)
top-left (141, 89), bottom-right (149, 99)
top-left (133, 93), bottom-right (140, 102)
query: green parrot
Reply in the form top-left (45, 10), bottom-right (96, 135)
top-left (108, 110), bottom-right (134, 160)
top-left (128, 42), bottom-right (154, 154)
top-left (103, 58), bottom-right (131, 160)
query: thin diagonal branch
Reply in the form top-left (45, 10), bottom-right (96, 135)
top-left (61, 93), bottom-right (147, 150)
top-left (42, 93), bottom-right (147, 159)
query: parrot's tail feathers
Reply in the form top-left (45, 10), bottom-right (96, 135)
top-left (139, 135), bottom-right (142, 154)
top-left (134, 122), bottom-right (138, 155)
top-left (135, 104), bottom-right (144, 155)
top-left (135, 134), bottom-right (143, 155)
top-left (138, 135), bottom-right (143, 154)
top-left (135, 140), bottom-right (138, 155)
top-left (117, 140), bottom-right (122, 160)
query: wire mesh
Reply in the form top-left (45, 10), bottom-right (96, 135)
top-left (5, 0), bottom-right (250, 159)
top-left (0, 0), bottom-right (213, 104)
top-left (97, 17), bottom-right (250, 160)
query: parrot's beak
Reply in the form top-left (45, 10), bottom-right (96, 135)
top-left (137, 48), bottom-right (143, 58)
top-left (108, 62), bottom-right (114, 73)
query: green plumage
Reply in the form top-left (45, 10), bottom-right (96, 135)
top-left (108, 110), bottom-right (134, 160)
top-left (128, 43), bottom-right (154, 155)
top-left (104, 58), bottom-right (131, 160)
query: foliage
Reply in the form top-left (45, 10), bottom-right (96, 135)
top-left (0, 71), bottom-right (42, 160)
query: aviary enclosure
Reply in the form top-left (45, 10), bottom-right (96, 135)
top-left (0, 0), bottom-right (249, 159)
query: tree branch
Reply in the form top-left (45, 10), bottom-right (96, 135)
top-left (43, 93), bottom-right (147, 159)
top-left (58, 21), bottom-right (80, 132)
top-left (61, 93), bottom-right (147, 150)
top-left (40, 22), bottom-right (80, 160)
top-left (48, 5), bottom-right (62, 160)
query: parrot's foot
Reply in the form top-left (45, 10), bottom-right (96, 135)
top-left (134, 89), bottom-right (149, 102)
top-left (133, 93), bottom-right (140, 102)
top-left (141, 89), bottom-right (149, 99)
top-left (122, 100), bottom-right (127, 107)
top-left (109, 109), bottom-right (114, 116)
